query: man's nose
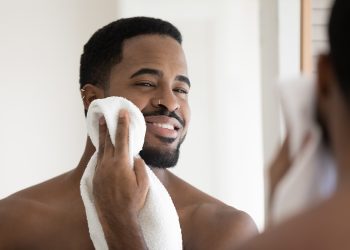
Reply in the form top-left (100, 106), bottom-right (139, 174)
top-left (151, 88), bottom-right (180, 112)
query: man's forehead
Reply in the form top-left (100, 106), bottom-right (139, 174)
top-left (122, 35), bottom-right (185, 60)
top-left (114, 34), bottom-right (188, 75)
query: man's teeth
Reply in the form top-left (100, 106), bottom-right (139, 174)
top-left (153, 123), bottom-right (175, 130)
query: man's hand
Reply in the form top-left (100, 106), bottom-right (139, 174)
top-left (267, 133), bottom-right (311, 226)
top-left (92, 109), bottom-right (149, 250)
top-left (268, 136), bottom-right (291, 204)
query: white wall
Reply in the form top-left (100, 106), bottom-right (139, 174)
top-left (260, 0), bottom-right (301, 167)
top-left (278, 1), bottom-right (301, 80)
top-left (0, 0), bottom-right (118, 197)
top-left (209, 1), bottom-right (264, 230)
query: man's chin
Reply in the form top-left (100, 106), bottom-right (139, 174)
top-left (139, 147), bottom-right (180, 169)
top-left (156, 136), bottom-right (177, 144)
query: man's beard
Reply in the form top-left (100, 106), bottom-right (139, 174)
top-left (139, 135), bottom-right (186, 169)
top-left (140, 106), bottom-right (186, 168)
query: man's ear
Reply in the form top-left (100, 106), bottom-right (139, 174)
top-left (81, 84), bottom-right (105, 112)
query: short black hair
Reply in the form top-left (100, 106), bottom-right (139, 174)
top-left (328, 0), bottom-right (350, 101)
top-left (79, 17), bottom-right (182, 89)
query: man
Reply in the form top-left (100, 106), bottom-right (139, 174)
top-left (238, 0), bottom-right (350, 249)
top-left (0, 17), bottom-right (257, 249)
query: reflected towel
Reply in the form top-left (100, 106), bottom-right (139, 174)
top-left (271, 76), bottom-right (337, 224)
top-left (80, 96), bottom-right (182, 250)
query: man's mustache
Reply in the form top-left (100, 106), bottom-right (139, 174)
top-left (143, 108), bottom-right (185, 127)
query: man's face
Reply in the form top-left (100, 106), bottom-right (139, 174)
top-left (107, 35), bottom-right (191, 168)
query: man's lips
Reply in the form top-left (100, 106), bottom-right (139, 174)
top-left (144, 116), bottom-right (182, 139)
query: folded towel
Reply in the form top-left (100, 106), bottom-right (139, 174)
top-left (80, 96), bottom-right (182, 250)
top-left (270, 76), bottom-right (337, 224)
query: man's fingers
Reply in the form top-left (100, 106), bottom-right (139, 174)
top-left (98, 117), bottom-right (107, 160)
top-left (268, 135), bottom-right (291, 197)
top-left (115, 109), bottom-right (130, 158)
top-left (299, 131), bottom-right (312, 155)
top-left (134, 157), bottom-right (149, 192)
top-left (104, 124), bottom-right (114, 157)
top-left (276, 135), bottom-right (291, 172)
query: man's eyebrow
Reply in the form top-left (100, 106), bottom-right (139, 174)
top-left (175, 75), bottom-right (191, 88)
top-left (130, 68), bottom-right (162, 78)
top-left (130, 68), bottom-right (191, 87)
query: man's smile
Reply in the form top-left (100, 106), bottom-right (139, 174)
top-left (144, 115), bottom-right (181, 139)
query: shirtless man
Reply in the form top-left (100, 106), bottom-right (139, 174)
top-left (238, 0), bottom-right (350, 249)
top-left (0, 17), bottom-right (257, 249)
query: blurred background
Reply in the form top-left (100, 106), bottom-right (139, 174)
top-left (0, 0), bottom-right (333, 230)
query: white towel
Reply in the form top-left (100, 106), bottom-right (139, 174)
top-left (270, 76), bottom-right (337, 224)
top-left (80, 96), bottom-right (182, 250)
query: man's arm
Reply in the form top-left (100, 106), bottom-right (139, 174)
top-left (97, 210), bottom-right (147, 250)
top-left (93, 110), bottom-right (149, 250)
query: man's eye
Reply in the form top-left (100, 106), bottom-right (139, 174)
top-left (135, 82), bottom-right (155, 87)
top-left (174, 88), bottom-right (189, 94)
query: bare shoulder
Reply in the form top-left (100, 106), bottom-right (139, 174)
top-left (187, 203), bottom-right (258, 249)
top-left (0, 171), bottom-right (76, 249)
top-left (168, 171), bottom-right (258, 249)
top-left (0, 194), bottom-right (52, 249)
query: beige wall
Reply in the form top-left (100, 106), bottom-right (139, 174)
top-left (0, 0), bottom-right (118, 197)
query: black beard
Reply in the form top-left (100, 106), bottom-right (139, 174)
top-left (139, 134), bottom-right (186, 169)
top-left (139, 146), bottom-right (180, 169)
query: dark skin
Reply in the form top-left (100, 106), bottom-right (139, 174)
top-left (0, 34), bottom-right (257, 249)
top-left (237, 54), bottom-right (350, 250)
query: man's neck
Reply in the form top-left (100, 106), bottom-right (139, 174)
top-left (73, 137), bottom-right (96, 178)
